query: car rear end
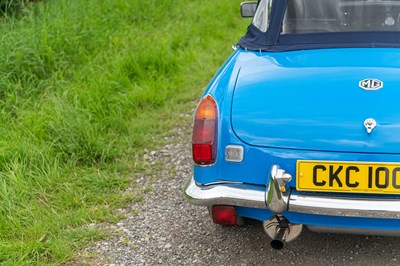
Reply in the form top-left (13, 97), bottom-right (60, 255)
top-left (184, 0), bottom-right (400, 249)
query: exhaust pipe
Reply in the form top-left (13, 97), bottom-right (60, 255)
top-left (270, 227), bottom-right (287, 250)
top-left (263, 216), bottom-right (303, 250)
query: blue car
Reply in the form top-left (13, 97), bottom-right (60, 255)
top-left (183, 0), bottom-right (400, 249)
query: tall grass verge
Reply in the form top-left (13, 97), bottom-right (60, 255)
top-left (0, 0), bottom-right (248, 263)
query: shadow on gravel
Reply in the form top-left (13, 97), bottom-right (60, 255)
top-left (201, 219), bottom-right (400, 265)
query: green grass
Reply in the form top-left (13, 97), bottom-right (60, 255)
top-left (0, 0), bottom-right (30, 16)
top-left (0, 0), bottom-right (248, 264)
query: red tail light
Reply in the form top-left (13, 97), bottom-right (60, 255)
top-left (212, 205), bottom-right (237, 225)
top-left (192, 95), bottom-right (218, 165)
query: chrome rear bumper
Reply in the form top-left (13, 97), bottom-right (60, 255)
top-left (184, 166), bottom-right (400, 219)
top-left (184, 177), bottom-right (267, 209)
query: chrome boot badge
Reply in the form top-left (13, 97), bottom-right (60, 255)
top-left (359, 79), bottom-right (383, 91)
top-left (364, 118), bottom-right (377, 134)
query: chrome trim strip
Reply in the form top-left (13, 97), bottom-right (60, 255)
top-left (183, 176), bottom-right (267, 209)
top-left (289, 192), bottom-right (400, 219)
top-left (201, 180), bottom-right (243, 186)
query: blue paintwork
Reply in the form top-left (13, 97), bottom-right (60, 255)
top-left (193, 47), bottom-right (400, 230)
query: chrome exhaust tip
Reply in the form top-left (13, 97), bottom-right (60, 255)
top-left (263, 216), bottom-right (303, 250)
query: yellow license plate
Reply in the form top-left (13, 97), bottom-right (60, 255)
top-left (297, 160), bottom-right (400, 194)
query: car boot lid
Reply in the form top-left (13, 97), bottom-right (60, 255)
top-left (231, 48), bottom-right (400, 154)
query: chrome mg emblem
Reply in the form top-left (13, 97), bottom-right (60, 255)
top-left (364, 118), bottom-right (377, 134)
top-left (359, 79), bottom-right (383, 91)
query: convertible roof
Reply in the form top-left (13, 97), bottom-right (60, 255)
top-left (237, 0), bottom-right (400, 52)
top-left (237, 0), bottom-right (285, 51)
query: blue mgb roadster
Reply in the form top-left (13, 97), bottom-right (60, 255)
top-left (184, 0), bottom-right (400, 249)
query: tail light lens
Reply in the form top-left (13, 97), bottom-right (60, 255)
top-left (192, 95), bottom-right (218, 165)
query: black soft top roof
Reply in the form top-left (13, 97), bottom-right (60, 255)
top-left (237, 0), bottom-right (400, 52)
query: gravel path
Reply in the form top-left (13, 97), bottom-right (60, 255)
top-left (79, 124), bottom-right (400, 266)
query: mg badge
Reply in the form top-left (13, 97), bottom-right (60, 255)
top-left (359, 79), bottom-right (383, 90)
top-left (364, 118), bottom-right (377, 134)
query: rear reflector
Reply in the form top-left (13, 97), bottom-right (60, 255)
top-left (212, 205), bottom-right (237, 225)
top-left (192, 95), bottom-right (218, 165)
top-left (192, 144), bottom-right (212, 162)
